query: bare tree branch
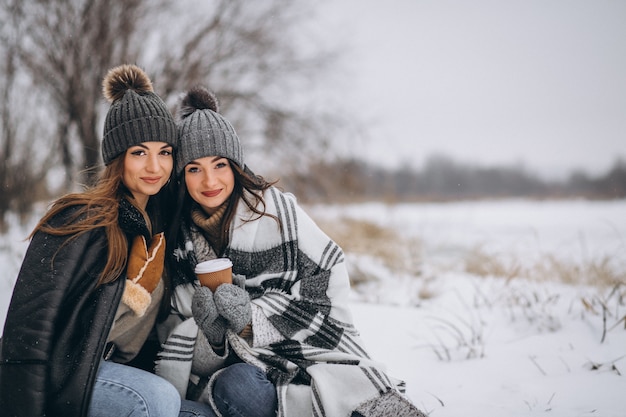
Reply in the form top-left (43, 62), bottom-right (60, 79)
top-left (2, 0), bottom-right (346, 211)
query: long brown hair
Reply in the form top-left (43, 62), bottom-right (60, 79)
top-left (32, 156), bottom-right (151, 286)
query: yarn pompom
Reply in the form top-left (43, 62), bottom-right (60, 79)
top-left (102, 64), bottom-right (153, 103)
top-left (179, 86), bottom-right (219, 120)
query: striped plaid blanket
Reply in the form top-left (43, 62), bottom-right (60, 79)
top-left (157, 187), bottom-right (423, 416)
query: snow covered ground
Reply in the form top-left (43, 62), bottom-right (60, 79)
top-left (308, 199), bottom-right (626, 417)
top-left (2, 199), bottom-right (625, 416)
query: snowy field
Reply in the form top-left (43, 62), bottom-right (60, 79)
top-left (2, 198), bottom-right (626, 416)
top-left (308, 199), bottom-right (626, 417)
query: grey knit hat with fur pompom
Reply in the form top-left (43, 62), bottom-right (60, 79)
top-left (176, 86), bottom-right (243, 176)
top-left (101, 64), bottom-right (177, 165)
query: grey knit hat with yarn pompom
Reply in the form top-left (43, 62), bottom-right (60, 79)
top-left (101, 64), bottom-right (177, 165)
top-left (176, 86), bottom-right (243, 177)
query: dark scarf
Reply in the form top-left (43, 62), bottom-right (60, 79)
top-left (118, 197), bottom-right (152, 240)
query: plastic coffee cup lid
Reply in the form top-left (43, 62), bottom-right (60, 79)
top-left (194, 258), bottom-right (233, 274)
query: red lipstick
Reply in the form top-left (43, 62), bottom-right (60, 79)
top-left (202, 190), bottom-right (221, 197)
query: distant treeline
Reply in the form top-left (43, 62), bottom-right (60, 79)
top-left (283, 155), bottom-right (626, 203)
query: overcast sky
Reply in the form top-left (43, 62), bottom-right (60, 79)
top-left (317, 0), bottom-right (626, 178)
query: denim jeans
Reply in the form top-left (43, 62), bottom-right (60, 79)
top-left (211, 363), bottom-right (277, 417)
top-left (179, 399), bottom-right (217, 417)
top-left (90, 361), bottom-right (276, 417)
top-left (89, 361), bottom-right (181, 417)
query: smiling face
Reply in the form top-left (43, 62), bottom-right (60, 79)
top-left (122, 142), bottom-right (173, 209)
top-left (184, 156), bottom-right (235, 215)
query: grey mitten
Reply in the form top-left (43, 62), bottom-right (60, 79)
top-left (213, 284), bottom-right (252, 334)
top-left (191, 286), bottom-right (227, 346)
top-left (232, 274), bottom-right (246, 289)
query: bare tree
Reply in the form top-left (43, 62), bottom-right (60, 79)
top-left (0, 2), bottom-right (56, 230)
top-left (150, 1), bottom-right (342, 172)
top-left (6, 0), bottom-right (147, 186)
top-left (2, 0), bottom-right (343, 191)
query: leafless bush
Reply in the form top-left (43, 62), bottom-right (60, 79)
top-left (463, 247), bottom-right (625, 288)
top-left (580, 281), bottom-right (626, 344)
top-left (425, 313), bottom-right (486, 361)
top-left (502, 287), bottom-right (562, 332)
top-left (315, 217), bottom-right (423, 279)
top-left (0, 11), bottom-right (55, 231)
top-left (523, 392), bottom-right (556, 412)
top-left (464, 246), bottom-right (522, 281)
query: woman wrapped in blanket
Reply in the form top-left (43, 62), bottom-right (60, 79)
top-left (157, 86), bottom-right (425, 417)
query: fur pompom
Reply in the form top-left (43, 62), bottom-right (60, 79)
top-left (179, 86), bottom-right (219, 120)
top-left (102, 64), bottom-right (153, 103)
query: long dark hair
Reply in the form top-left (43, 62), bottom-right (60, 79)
top-left (166, 160), bottom-right (278, 280)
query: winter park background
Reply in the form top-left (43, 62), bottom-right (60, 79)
top-left (2, 198), bottom-right (625, 416)
top-left (2, 0), bottom-right (626, 416)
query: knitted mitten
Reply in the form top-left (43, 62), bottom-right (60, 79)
top-left (123, 232), bottom-right (165, 317)
top-left (213, 284), bottom-right (252, 334)
top-left (191, 286), bottom-right (227, 346)
top-left (232, 274), bottom-right (246, 289)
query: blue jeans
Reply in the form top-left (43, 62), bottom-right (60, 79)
top-left (89, 361), bottom-right (181, 417)
top-left (180, 363), bottom-right (277, 417)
